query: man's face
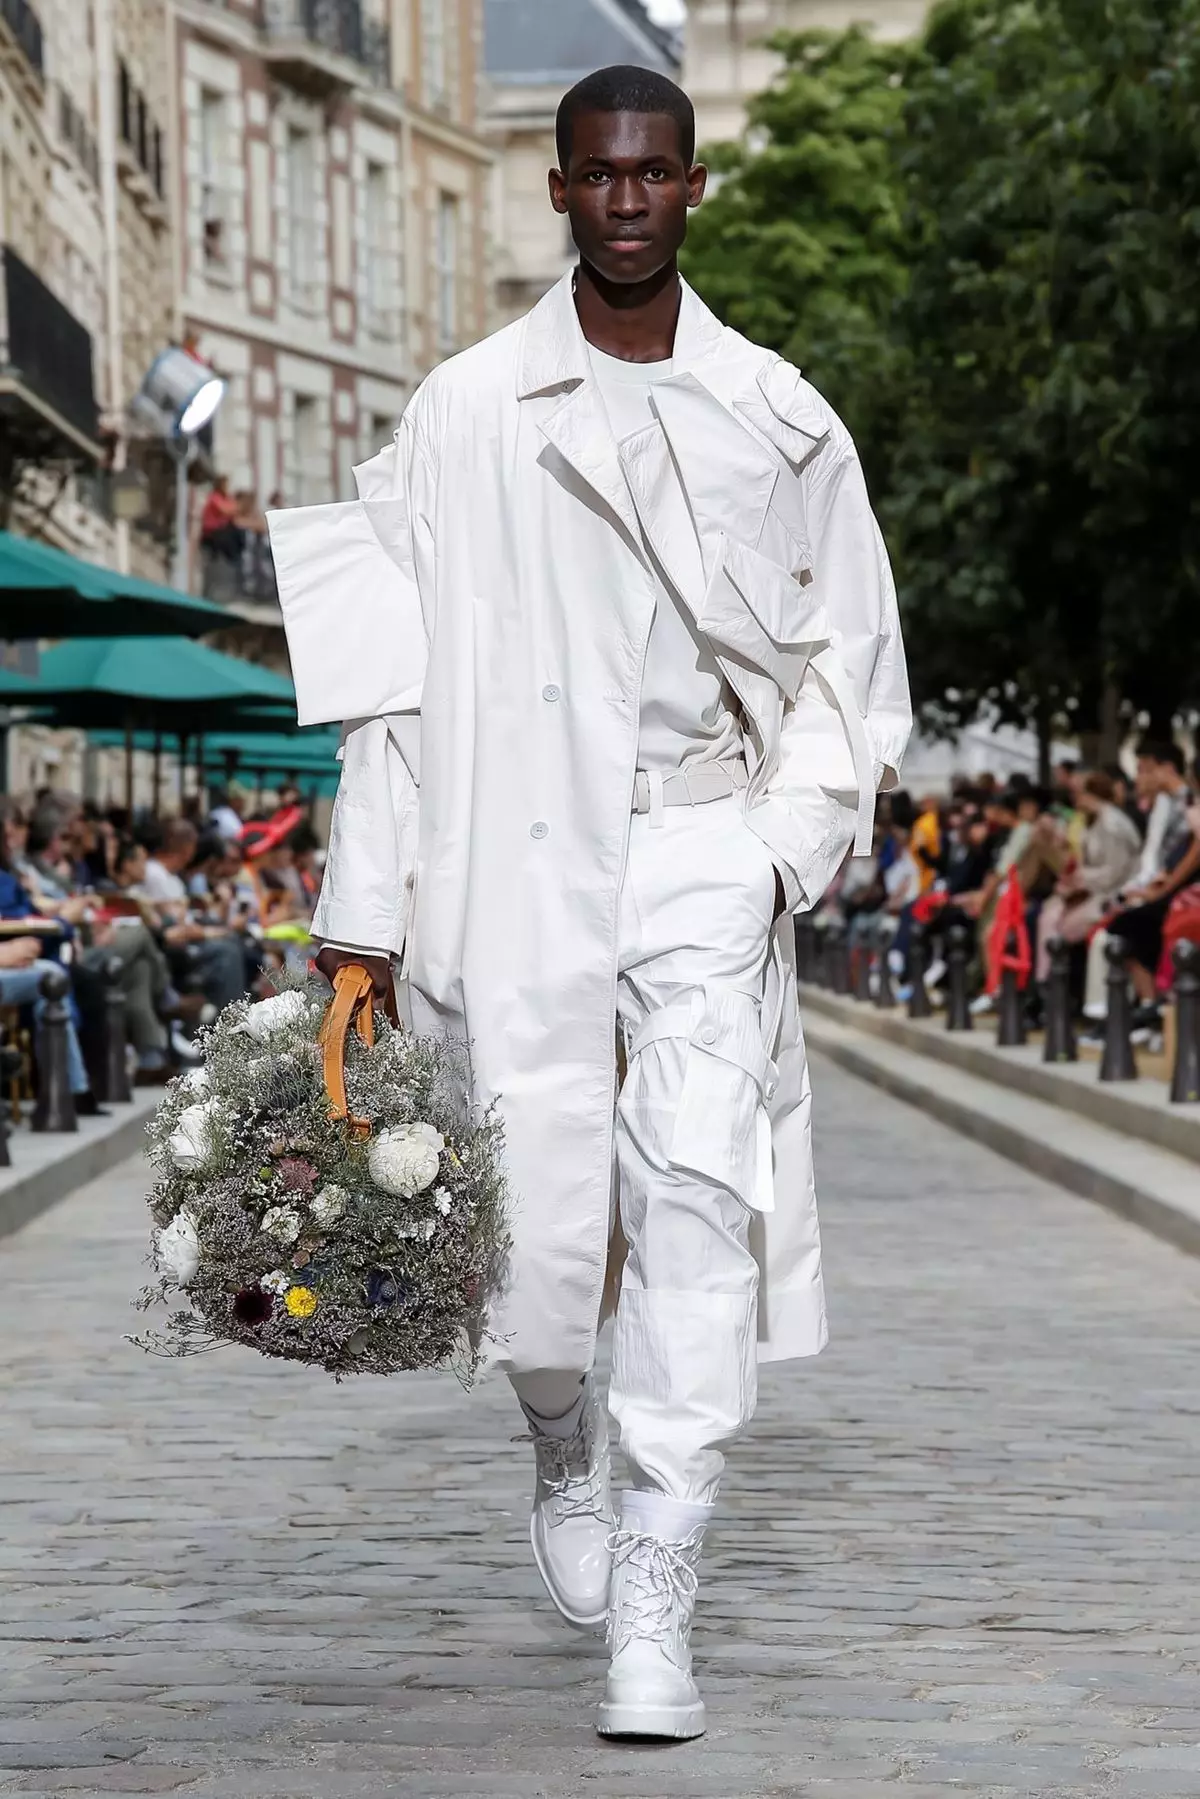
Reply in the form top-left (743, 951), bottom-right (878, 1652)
top-left (549, 110), bottom-right (706, 286)
top-left (118, 846), bottom-right (147, 887)
top-left (1135, 756), bottom-right (1163, 800)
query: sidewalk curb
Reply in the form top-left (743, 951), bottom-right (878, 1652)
top-left (799, 985), bottom-right (1200, 1168)
top-left (805, 1010), bottom-right (1200, 1261)
top-left (0, 1094), bottom-right (157, 1242)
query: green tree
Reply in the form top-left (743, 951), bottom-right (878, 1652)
top-left (886, 0), bottom-right (1200, 754)
top-left (681, 27), bottom-right (913, 461)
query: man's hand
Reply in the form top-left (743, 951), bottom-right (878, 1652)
top-left (0, 936), bottom-right (42, 970)
top-left (315, 945), bottom-right (394, 1004)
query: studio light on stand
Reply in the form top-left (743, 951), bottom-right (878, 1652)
top-left (132, 347), bottom-right (227, 592)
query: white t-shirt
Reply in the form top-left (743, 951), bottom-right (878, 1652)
top-left (140, 858), bottom-right (187, 904)
top-left (588, 344), bottom-right (742, 776)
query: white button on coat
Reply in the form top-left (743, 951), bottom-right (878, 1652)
top-left (530, 821), bottom-right (549, 840)
top-left (542, 684), bottom-right (561, 702)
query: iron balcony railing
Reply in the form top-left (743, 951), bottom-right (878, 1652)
top-left (1, 245), bottom-right (99, 445)
top-left (263, 0), bottom-right (390, 85)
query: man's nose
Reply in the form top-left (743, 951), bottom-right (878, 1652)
top-left (608, 177), bottom-right (648, 217)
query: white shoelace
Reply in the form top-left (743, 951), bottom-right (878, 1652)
top-left (517, 1417), bottom-right (608, 1523)
top-left (605, 1526), bottom-right (703, 1653)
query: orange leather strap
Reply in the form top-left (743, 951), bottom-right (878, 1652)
top-left (318, 963), bottom-right (376, 1136)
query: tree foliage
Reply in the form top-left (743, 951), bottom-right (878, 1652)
top-left (680, 27), bottom-right (912, 459)
top-left (684, 0), bottom-right (1200, 746)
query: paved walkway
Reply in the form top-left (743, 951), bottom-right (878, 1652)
top-left (2, 1059), bottom-right (1199, 1799)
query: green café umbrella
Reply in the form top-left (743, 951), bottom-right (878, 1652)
top-left (0, 531), bottom-right (231, 638)
top-left (0, 635), bottom-right (296, 732)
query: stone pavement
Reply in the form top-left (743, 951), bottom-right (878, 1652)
top-left (2, 1057), bottom-right (1199, 1799)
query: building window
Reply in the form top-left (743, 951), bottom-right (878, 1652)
top-left (286, 127), bottom-right (318, 310)
top-left (292, 394), bottom-right (322, 506)
top-left (435, 191), bottom-right (459, 353)
top-left (422, 0), bottom-right (447, 109)
top-left (364, 160), bottom-right (396, 340)
top-left (199, 88), bottom-right (228, 269)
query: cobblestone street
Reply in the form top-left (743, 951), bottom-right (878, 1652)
top-left (2, 1058), bottom-right (1199, 1799)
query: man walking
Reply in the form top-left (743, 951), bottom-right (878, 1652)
top-left (270, 65), bottom-right (909, 1740)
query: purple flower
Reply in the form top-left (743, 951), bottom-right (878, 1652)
top-left (365, 1268), bottom-right (412, 1311)
top-left (277, 1157), bottom-right (318, 1197)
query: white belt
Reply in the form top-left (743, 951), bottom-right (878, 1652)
top-left (632, 761), bottom-right (748, 828)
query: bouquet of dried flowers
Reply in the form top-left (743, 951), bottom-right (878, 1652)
top-left (132, 971), bottom-right (509, 1379)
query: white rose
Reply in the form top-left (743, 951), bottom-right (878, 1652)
top-left (261, 1205), bottom-right (302, 1246)
top-left (238, 989), bottom-right (309, 1043)
top-left (178, 1066), bottom-right (209, 1096)
top-left (367, 1123), bottom-right (443, 1198)
top-left (433, 1187), bottom-right (452, 1217)
top-left (155, 1209), bottom-right (200, 1285)
top-left (166, 1101), bottom-right (220, 1172)
top-left (260, 1269), bottom-right (291, 1296)
top-left (311, 1184), bottom-right (349, 1227)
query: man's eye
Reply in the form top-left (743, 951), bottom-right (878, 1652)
top-left (646, 168), bottom-right (668, 181)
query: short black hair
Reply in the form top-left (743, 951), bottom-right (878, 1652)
top-left (556, 65), bottom-right (696, 170)
top-left (1137, 737), bottom-right (1186, 774)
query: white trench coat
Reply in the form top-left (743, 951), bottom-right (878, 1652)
top-left (268, 274), bottom-right (911, 1374)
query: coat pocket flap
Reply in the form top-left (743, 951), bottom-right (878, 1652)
top-left (628, 990), bottom-right (778, 1213)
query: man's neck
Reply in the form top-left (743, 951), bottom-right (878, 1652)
top-left (573, 259), bottom-right (681, 363)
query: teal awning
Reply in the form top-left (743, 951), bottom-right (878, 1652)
top-left (0, 531), bottom-right (232, 638)
top-left (0, 635), bottom-right (296, 731)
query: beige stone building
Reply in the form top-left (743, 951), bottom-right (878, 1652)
top-left (683, 0), bottom-right (928, 145)
top-left (483, 0), bottom-right (679, 327)
top-left (172, 0), bottom-right (492, 550)
top-left (1, 0), bottom-right (177, 794)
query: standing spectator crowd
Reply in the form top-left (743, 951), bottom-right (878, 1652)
top-left (819, 741), bottom-right (1200, 1047)
top-left (0, 784), bottom-right (322, 1117)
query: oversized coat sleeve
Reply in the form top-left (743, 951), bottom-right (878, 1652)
top-left (266, 409), bottom-right (437, 956)
top-left (756, 409), bottom-right (912, 916)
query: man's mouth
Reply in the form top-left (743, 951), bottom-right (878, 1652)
top-left (606, 237), bottom-right (652, 252)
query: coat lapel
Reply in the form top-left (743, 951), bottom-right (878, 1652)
top-left (518, 272), bottom-right (644, 550)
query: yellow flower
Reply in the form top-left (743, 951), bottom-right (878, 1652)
top-left (285, 1286), bottom-right (318, 1318)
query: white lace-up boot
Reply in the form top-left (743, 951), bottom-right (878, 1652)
top-left (526, 1377), bottom-right (612, 1628)
top-left (597, 1491), bottom-right (712, 1740)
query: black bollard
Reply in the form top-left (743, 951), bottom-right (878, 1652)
top-left (995, 932), bottom-right (1027, 1047)
top-left (945, 924), bottom-right (974, 1032)
top-left (828, 923), bottom-right (850, 996)
top-left (908, 922), bottom-right (934, 1019)
top-left (874, 921), bottom-right (896, 1009)
top-left (853, 929), bottom-right (873, 1003)
top-left (31, 968), bottom-right (79, 1133)
top-left (97, 954), bottom-right (132, 1105)
top-left (795, 917), bottom-right (816, 985)
top-left (1099, 938), bottom-right (1137, 1083)
top-left (1042, 935), bottom-right (1078, 1064)
top-left (0, 1025), bottom-right (15, 1168)
top-left (1170, 940), bottom-right (1200, 1105)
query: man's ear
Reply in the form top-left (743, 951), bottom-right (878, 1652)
top-left (548, 168), bottom-right (568, 215)
top-left (686, 162), bottom-right (709, 209)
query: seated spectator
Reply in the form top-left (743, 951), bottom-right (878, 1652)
top-left (136, 820), bottom-right (249, 1014)
top-left (75, 839), bottom-right (194, 1080)
top-left (0, 935), bottom-right (97, 1110)
top-left (1035, 772), bottom-right (1141, 982)
top-left (207, 786), bottom-right (245, 845)
top-left (1104, 745), bottom-right (1198, 1026)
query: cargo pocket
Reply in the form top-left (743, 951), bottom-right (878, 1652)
top-left (627, 986), bottom-right (779, 1214)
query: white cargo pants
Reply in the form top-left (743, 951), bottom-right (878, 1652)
top-left (512, 795), bottom-right (778, 1505)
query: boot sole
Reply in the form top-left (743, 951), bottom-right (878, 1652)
top-left (596, 1700), bottom-right (707, 1741)
top-left (529, 1515), bottom-right (607, 1631)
